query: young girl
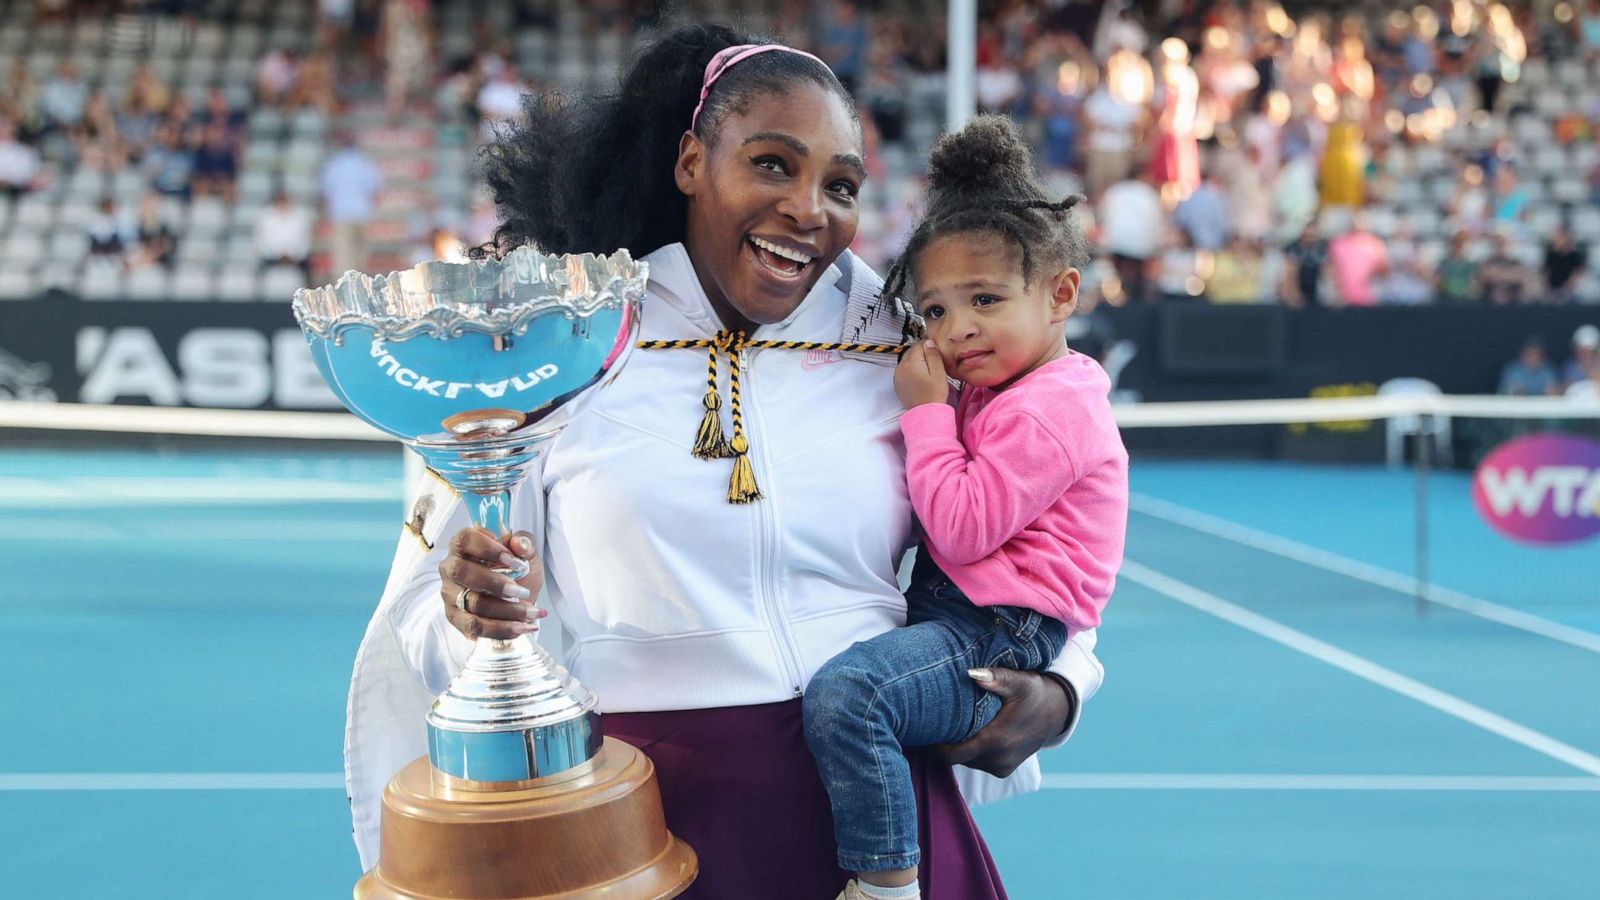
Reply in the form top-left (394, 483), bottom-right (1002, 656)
top-left (803, 116), bottom-right (1129, 900)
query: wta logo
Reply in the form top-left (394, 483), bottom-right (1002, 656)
top-left (1471, 434), bottom-right (1600, 545)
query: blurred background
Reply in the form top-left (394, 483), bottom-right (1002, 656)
top-left (1, 1), bottom-right (1597, 898)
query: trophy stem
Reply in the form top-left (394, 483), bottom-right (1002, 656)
top-left (425, 483), bottom-right (602, 785)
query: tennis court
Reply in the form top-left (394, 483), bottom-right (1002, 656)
top-left (3, 437), bottom-right (1597, 898)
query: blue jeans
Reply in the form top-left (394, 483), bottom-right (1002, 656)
top-left (802, 572), bottom-right (1068, 873)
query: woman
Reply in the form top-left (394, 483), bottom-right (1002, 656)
top-left (347, 24), bottom-right (1104, 899)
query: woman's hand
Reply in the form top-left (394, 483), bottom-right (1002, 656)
top-left (894, 340), bottom-right (950, 408)
top-left (933, 668), bottom-right (1076, 778)
top-left (438, 527), bottom-right (545, 641)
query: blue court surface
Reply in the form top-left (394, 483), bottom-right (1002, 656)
top-left (3, 447), bottom-right (1597, 899)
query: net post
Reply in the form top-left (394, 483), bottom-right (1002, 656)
top-left (1414, 412), bottom-right (1432, 617)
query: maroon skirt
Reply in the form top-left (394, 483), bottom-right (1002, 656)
top-left (603, 699), bottom-right (1008, 900)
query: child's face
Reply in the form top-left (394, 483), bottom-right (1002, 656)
top-left (912, 233), bottom-right (1078, 390)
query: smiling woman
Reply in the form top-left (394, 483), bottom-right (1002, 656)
top-left (346, 23), bottom-right (1106, 900)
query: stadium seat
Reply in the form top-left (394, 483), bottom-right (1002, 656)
top-left (0, 268), bottom-right (38, 300)
top-left (259, 264), bottom-right (306, 302)
top-left (78, 263), bottom-right (121, 301)
top-left (187, 198), bottom-right (229, 238)
top-left (13, 196), bottom-right (55, 231)
top-left (125, 266), bottom-right (170, 301)
top-left (1, 231), bottom-right (47, 268)
top-left (216, 268), bottom-right (258, 302)
top-left (171, 265), bottom-right (215, 302)
top-left (47, 230), bottom-right (88, 266)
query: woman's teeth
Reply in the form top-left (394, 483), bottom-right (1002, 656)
top-left (750, 237), bottom-right (811, 268)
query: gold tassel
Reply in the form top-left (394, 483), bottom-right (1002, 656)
top-left (692, 387), bottom-right (733, 459)
top-left (726, 434), bottom-right (762, 503)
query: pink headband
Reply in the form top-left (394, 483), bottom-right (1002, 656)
top-left (690, 44), bottom-right (830, 132)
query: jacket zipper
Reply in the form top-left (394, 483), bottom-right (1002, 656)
top-left (741, 348), bottom-right (806, 697)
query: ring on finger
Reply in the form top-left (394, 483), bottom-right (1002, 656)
top-left (454, 585), bottom-right (475, 612)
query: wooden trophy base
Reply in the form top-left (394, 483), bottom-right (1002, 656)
top-left (355, 737), bottom-right (696, 899)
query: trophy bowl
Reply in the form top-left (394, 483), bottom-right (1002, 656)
top-left (294, 248), bottom-right (696, 898)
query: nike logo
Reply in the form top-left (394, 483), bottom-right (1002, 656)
top-left (801, 349), bottom-right (843, 370)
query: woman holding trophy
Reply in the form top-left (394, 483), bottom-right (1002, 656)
top-left (346, 24), bottom-right (1103, 899)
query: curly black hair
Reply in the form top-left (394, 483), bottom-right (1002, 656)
top-left (882, 115), bottom-right (1087, 307)
top-left (477, 24), bottom-right (856, 259)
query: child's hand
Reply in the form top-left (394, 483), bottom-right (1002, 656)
top-left (894, 339), bottom-right (950, 408)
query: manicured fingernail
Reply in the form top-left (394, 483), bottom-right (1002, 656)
top-left (499, 552), bottom-right (524, 571)
top-left (502, 582), bottom-right (531, 600)
top-left (525, 606), bottom-right (547, 622)
top-left (967, 668), bottom-right (993, 682)
top-left (514, 536), bottom-right (534, 555)
top-left (512, 622), bottom-right (534, 634)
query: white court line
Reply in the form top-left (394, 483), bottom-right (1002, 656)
top-left (1040, 774), bottom-right (1600, 792)
top-left (1121, 560), bottom-right (1600, 778)
top-left (0, 773), bottom-right (344, 791)
top-left (0, 477), bottom-right (402, 508)
top-left (1130, 492), bottom-right (1600, 656)
top-left (7, 772), bottom-right (1596, 793)
top-left (0, 522), bottom-right (396, 542)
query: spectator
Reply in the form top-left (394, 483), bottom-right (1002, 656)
top-left (1319, 98), bottom-right (1366, 208)
top-left (257, 48), bottom-right (298, 107)
top-left (1327, 212), bottom-right (1387, 306)
top-left (39, 61), bottom-right (88, 132)
top-left (71, 91), bottom-right (125, 171)
top-left (1171, 167), bottom-right (1231, 251)
top-left (143, 122), bottom-right (195, 200)
top-left (125, 65), bottom-right (172, 120)
top-left (255, 191), bottom-right (315, 280)
top-left (319, 134), bottom-right (384, 276)
top-left (861, 43), bottom-right (910, 146)
top-left (1478, 233), bottom-right (1537, 304)
top-left (1562, 325), bottom-right (1600, 390)
top-left (381, 0), bottom-right (433, 119)
top-left (1283, 220), bottom-right (1330, 308)
top-left (84, 198), bottom-right (133, 265)
top-left (1373, 227), bottom-right (1434, 305)
top-left (0, 118), bottom-right (42, 199)
top-left (116, 88), bottom-right (163, 161)
top-left (1031, 59), bottom-right (1084, 173)
top-left (1208, 235), bottom-right (1263, 303)
top-left (462, 193), bottom-right (500, 250)
top-left (1150, 37), bottom-right (1201, 207)
top-left (1543, 225), bottom-right (1587, 302)
top-left (1082, 57), bottom-right (1146, 195)
top-left (190, 124), bottom-right (239, 200)
top-left (1436, 232), bottom-right (1481, 303)
top-left (288, 51), bottom-right (338, 115)
top-left (1098, 168), bottom-right (1164, 303)
top-left (196, 87), bottom-right (247, 150)
top-left (1491, 165), bottom-right (1530, 224)
top-left (129, 191), bottom-right (178, 271)
top-left (3, 60), bottom-right (45, 141)
top-left (1498, 338), bottom-right (1560, 396)
top-left (816, 0), bottom-right (869, 94)
top-left (1154, 224), bottom-right (1204, 302)
top-left (475, 66), bottom-right (524, 140)
top-left (1272, 150), bottom-right (1319, 243)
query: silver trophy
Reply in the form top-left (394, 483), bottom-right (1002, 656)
top-left (292, 247), bottom-right (645, 787)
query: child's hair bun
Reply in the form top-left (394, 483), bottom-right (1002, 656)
top-left (926, 115), bottom-right (1035, 196)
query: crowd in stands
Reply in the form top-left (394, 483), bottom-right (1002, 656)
top-left (8, 0), bottom-right (1600, 322)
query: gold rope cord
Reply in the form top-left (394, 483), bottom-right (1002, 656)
top-left (637, 332), bottom-right (904, 503)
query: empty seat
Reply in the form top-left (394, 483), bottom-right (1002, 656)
top-left (216, 267), bottom-right (257, 302)
top-left (125, 265), bottom-right (170, 300)
top-left (171, 265), bottom-right (215, 301)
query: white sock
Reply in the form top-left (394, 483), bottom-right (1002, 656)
top-left (857, 878), bottom-right (920, 900)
